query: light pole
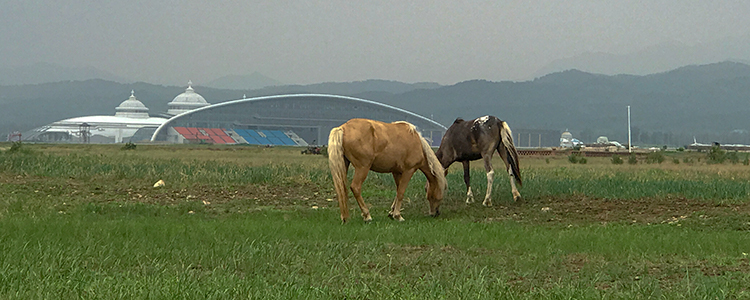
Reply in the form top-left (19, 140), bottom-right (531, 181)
top-left (628, 105), bottom-right (632, 153)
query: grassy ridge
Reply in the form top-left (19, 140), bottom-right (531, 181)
top-left (1, 144), bottom-right (750, 299)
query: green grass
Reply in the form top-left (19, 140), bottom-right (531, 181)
top-left (1, 143), bottom-right (750, 299)
top-left (1, 207), bottom-right (749, 299)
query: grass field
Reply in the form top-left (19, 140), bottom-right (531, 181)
top-left (1, 143), bottom-right (749, 299)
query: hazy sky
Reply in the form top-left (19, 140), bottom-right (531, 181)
top-left (2, 0), bottom-right (750, 86)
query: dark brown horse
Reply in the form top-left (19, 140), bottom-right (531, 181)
top-left (328, 118), bottom-right (447, 223)
top-left (435, 115), bottom-right (521, 206)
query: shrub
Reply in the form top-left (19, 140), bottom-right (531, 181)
top-left (726, 151), bottom-right (740, 164)
top-left (8, 141), bottom-right (23, 153)
top-left (568, 153), bottom-right (582, 164)
top-left (6, 142), bottom-right (34, 155)
top-left (672, 158), bottom-right (680, 164)
top-left (646, 152), bottom-right (665, 164)
top-left (627, 154), bottom-right (638, 164)
top-left (707, 145), bottom-right (726, 164)
top-left (121, 142), bottom-right (137, 150)
top-left (743, 154), bottom-right (749, 166)
top-left (611, 155), bottom-right (623, 165)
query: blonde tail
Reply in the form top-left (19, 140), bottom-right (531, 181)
top-left (328, 126), bottom-right (350, 220)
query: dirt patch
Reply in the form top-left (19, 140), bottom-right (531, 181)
top-left (484, 195), bottom-right (750, 227)
top-left (4, 171), bottom-right (750, 228)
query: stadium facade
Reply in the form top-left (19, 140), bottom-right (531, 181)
top-left (150, 94), bottom-right (447, 146)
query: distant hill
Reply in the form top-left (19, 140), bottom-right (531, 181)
top-left (363, 61), bottom-right (750, 146)
top-left (2, 61), bottom-right (750, 146)
top-left (0, 62), bottom-right (129, 85)
top-left (248, 79), bottom-right (441, 96)
top-left (205, 72), bottom-right (284, 90)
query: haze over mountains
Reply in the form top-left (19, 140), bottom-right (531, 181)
top-left (532, 37), bottom-right (750, 78)
top-left (2, 61), bottom-right (750, 147)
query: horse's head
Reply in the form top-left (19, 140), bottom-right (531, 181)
top-left (424, 166), bottom-right (447, 218)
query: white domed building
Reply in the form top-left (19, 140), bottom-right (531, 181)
top-left (115, 90), bottom-right (151, 118)
top-left (559, 130), bottom-right (583, 148)
top-left (24, 91), bottom-right (169, 143)
top-left (167, 81), bottom-right (210, 116)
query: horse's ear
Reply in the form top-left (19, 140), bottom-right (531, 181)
top-left (453, 118), bottom-right (464, 124)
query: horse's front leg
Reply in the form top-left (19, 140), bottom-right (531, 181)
top-left (388, 172), bottom-right (403, 221)
top-left (388, 170), bottom-right (415, 221)
top-left (482, 156), bottom-right (495, 207)
top-left (462, 161), bottom-right (474, 204)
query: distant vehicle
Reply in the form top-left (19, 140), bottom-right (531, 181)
top-left (301, 145), bottom-right (322, 155)
top-left (690, 137), bottom-right (712, 148)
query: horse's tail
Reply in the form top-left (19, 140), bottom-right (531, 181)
top-left (327, 126), bottom-right (349, 214)
top-left (500, 121), bottom-right (522, 186)
top-left (418, 133), bottom-right (447, 198)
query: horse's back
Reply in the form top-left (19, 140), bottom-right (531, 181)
top-left (340, 119), bottom-right (425, 173)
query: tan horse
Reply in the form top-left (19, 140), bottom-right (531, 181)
top-left (328, 118), bottom-right (447, 223)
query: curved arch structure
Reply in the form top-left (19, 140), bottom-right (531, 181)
top-left (150, 94), bottom-right (447, 145)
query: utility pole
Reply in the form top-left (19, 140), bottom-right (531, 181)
top-left (628, 106), bottom-right (632, 153)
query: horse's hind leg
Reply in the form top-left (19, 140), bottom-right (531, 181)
top-left (462, 161), bottom-right (475, 204)
top-left (481, 154), bottom-right (495, 207)
top-left (350, 166), bottom-right (372, 222)
top-left (498, 147), bottom-right (522, 201)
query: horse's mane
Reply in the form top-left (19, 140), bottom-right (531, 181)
top-left (392, 121), bottom-right (417, 133)
top-left (453, 118), bottom-right (465, 124)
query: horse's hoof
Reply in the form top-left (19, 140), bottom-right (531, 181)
top-left (482, 201), bottom-right (492, 207)
top-left (432, 208), bottom-right (440, 217)
top-left (513, 195), bottom-right (523, 202)
top-left (390, 214), bottom-right (404, 221)
top-left (363, 216), bottom-right (372, 223)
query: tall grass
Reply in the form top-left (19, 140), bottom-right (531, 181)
top-left (0, 150), bottom-right (330, 188)
top-left (4, 146), bottom-right (750, 209)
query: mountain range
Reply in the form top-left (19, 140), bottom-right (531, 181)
top-left (2, 61), bottom-right (750, 147)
